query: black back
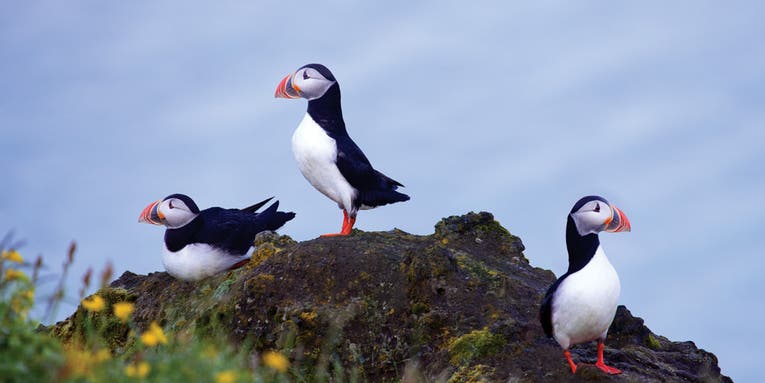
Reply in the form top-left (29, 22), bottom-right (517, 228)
top-left (164, 201), bottom-right (295, 255)
top-left (307, 81), bottom-right (410, 209)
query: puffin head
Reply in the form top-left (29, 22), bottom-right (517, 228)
top-left (275, 63), bottom-right (337, 101)
top-left (138, 193), bottom-right (200, 229)
top-left (569, 195), bottom-right (631, 236)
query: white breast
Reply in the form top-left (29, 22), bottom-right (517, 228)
top-left (551, 246), bottom-right (620, 349)
top-left (162, 244), bottom-right (249, 281)
top-left (291, 113), bottom-right (357, 211)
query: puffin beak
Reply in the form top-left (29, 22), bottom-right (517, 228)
top-left (274, 72), bottom-right (303, 99)
top-left (138, 200), bottom-right (165, 225)
top-left (604, 205), bottom-right (631, 233)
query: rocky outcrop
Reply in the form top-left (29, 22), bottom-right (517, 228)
top-left (52, 212), bottom-right (731, 382)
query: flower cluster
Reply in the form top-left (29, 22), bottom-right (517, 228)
top-left (124, 361), bottom-right (150, 378)
top-left (140, 321), bottom-right (168, 347)
top-left (112, 302), bottom-right (135, 323)
top-left (81, 294), bottom-right (105, 312)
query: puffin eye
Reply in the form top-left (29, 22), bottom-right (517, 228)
top-left (168, 200), bottom-right (174, 209)
top-left (594, 203), bottom-right (600, 213)
top-left (303, 70), bottom-right (310, 80)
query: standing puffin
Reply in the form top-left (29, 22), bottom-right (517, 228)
top-left (138, 194), bottom-right (295, 281)
top-left (275, 63), bottom-right (409, 236)
top-left (540, 195), bottom-right (631, 375)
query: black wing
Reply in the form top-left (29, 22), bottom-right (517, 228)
top-left (195, 208), bottom-right (258, 255)
top-left (194, 203), bottom-right (296, 255)
top-left (540, 274), bottom-right (570, 338)
top-left (334, 134), bottom-right (379, 190)
top-left (334, 135), bottom-right (409, 208)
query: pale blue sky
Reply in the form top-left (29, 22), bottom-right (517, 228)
top-left (1, 2), bottom-right (762, 381)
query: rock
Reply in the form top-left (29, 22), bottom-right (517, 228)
top-left (51, 212), bottom-right (731, 382)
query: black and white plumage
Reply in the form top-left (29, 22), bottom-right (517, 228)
top-left (275, 63), bottom-right (409, 236)
top-left (138, 194), bottom-right (295, 280)
top-left (539, 195), bottom-right (631, 375)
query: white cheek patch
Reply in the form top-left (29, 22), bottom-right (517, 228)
top-left (163, 209), bottom-right (197, 229)
top-left (301, 80), bottom-right (335, 100)
top-left (571, 210), bottom-right (609, 236)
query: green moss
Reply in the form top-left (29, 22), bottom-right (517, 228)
top-left (647, 333), bottom-right (661, 350)
top-left (213, 277), bottom-right (236, 300)
top-left (446, 327), bottom-right (505, 366)
top-left (455, 254), bottom-right (504, 289)
top-left (447, 364), bottom-right (496, 383)
top-left (434, 212), bottom-right (511, 238)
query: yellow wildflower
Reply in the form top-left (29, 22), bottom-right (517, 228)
top-left (81, 295), bottom-right (106, 312)
top-left (4, 268), bottom-right (28, 282)
top-left (112, 302), bottom-right (135, 323)
top-left (1, 250), bottom-right (23, 263)
top-left (215, 370), bottom-right (237, 383)
top-left (262, 351), bottom-right (289, 372)
top-left (299, 311), bottom-right (316, 321)
top-left (140, 321), bottom-right (168, 346)
top-left (125, 361), bottom-right (150, 378)
top-left (94, 348), bottom-right (111, 362)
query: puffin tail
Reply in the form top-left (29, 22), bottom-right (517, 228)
top-left (360, 189), bottom-right (410, 208)
top-left (256, 201), bottom-right (296, 231)
top-left (241, 196), bottom-right (274, 213)
top-left (358, 170), bottom-right (410, 207)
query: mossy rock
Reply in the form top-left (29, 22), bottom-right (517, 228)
top-left (50, 214), bottom-right (731, 383)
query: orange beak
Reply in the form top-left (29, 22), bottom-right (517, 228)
top-left (138, 200), bottom-right (165, 225)
top-left (604, 206), bottom-right (631, 233)
top-left (274, 72), bottom-right (302, 99)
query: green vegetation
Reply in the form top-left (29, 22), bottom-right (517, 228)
top-left (647, 333), bottom-right (662, 350)
top-left (1, 249), bottom-right (65, 383)
top-left (0, 242), bottom-right (348, 383)
top-left (446, 328), bottom-right (505, 366)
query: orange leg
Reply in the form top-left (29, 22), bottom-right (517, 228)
top-left (321, 210), bottom-right (356, 237)
top-left (594, 341), bottom-right (622, 375)
top-left (564, 350), bottom-right (577, 374)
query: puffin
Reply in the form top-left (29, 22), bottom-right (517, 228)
top-left (539, 195), bottom-right (631, 375)
top-left (275, 63), bottom-right (409, 236)
top-left (138, 194), bottom-right (295, 281)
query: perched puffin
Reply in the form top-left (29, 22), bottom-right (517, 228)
top-left (138, 194), bottom-right (295, 281)
top-left (540, 195), bottom-right (631, 375)
top-left (275, 63), bottom-right (409, 236)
